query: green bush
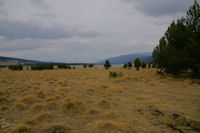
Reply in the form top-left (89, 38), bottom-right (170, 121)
top-left (141, 62), bottom-right (146, 69)
top-left (8, 64), bottom-right (23, 70)
top-left (128, 62), bottom-right (132, 69)
top-left (57, 64), bottom-right (67, 69)
top-left (148, 63), bottom-right (151, 68)
top-left (109, 71), bottom-right (122, 78)
top-left (88, 64), bottom-right (94, 68)
top-left (31, 64), bottom-right (54, 70)
top-left (83, 64), bottom-right (87, 68)
top-left (123, 63), bottom-right (128, 68)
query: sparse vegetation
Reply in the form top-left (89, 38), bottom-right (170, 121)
top-left (31, 64), bottom-right (54, 70)
top-left (0, 67), bottom-right (200, 133)
top-left (57, 64), bottom-right (67, 69)
top-left (109, 71), bottom-right (122, 77)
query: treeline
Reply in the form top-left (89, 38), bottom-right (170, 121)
top-left (8, 64), bottom-right (23, 70)
top-left (152, 0), bottom-right (200, 77)
top-left (31, 64), bottom-right (54, 70)
top-left (123, 58), bottom-right (156, 70)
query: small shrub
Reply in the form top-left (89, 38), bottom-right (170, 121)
top-left (141, 62), bottom-right (146, 69)
top-left (152, 63), bottom-right (156, 68)
top-left (88, 64), bottom-right (94, 68)
top-left (66, 65), bottom-right (71, 69)
top-left (148, 63), bottom-right (151, 68)
top-left (57, 64), bottom-right (67, 69)
top-left (11, 125), bottom-right (31, 133)
top-left (83, 64), bottom-right (87, 68)
top-left (128, 62), bottom-right (132, 69)
top-left (123, 63), bottom-right (128, 68)
top-left (109, 71), bottom-right (122, 78)
top-left (42, 124), bottom-right (71, 133)
top-left (31, 64), bottom-right (54, 70)
top-left (8, 64), bottom-right (23, 70)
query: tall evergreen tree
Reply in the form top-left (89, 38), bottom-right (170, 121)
top-left (152, 0), bottom-right (200, 76)
top-left (104, 60), bottom-right (111, 69)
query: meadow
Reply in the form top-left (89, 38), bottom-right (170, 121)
top-left (0, 68), bottom-right (200, 133)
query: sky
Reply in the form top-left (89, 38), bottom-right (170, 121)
top-left (0, 0), bottom-right (194, 63)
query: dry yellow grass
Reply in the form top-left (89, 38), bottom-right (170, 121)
top-left (0, 68), bottom-right (200, 133)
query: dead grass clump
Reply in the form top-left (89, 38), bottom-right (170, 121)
top-left (0, 96), bottom-right (9, 105)
top-left (20, 96), bottom-right (39, 105)
top-left (36, 90), bottom-right (46, 99)
top-left (63, 100), bottom-right (84, 114)
top-left (104, 110), bottom-right (118, 118)
top-left (42, 123), bottom-right (72, 133)
top-left (36, 112), bottom-right (53, 122)
top-left (87, 108), bottom-right (100, 115)
top-left (162, 113), bottom-right (200, 132)
top-left (96, 99), bottom-right (110, 109)
top-left (12, 103), bottom-right (26, 112)
top-left (11, 124), bottom-right (31, 133)
top-left (30, 104), bottom-right (44, 113)
top-left (87, 120), bottom-right (134, 133)
top-left (107, 87), bottom-right (123, 93)
top-left (45, 97), bottom-right (55, 102)
top-left (1, 105), bottom-right (9, 112)
top-left (45, 101), bottom-right (59, 111)
top-left (86, 88), bottom-right (96, 92)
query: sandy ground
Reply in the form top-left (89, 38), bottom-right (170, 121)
top-left (0, 68), bottom-right (200, 133)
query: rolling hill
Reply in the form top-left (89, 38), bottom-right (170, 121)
top-left (98, 52), bottom-right (153, 64)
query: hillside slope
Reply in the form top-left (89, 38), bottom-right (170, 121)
top-left (98, 52), bottom-right (153, 64)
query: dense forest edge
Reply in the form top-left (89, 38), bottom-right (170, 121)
top-left (152, 0), bottom-right (200, 78)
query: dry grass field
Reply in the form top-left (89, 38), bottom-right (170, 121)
top-left (0, 68), bottom-right (200, 133)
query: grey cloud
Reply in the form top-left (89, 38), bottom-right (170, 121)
top-left (122, 0), bottom-right (193, 16)
top-left (0, 0), bottom-right (4, 6)
top-left (0, 18), bottom-right (99, 39)
top-left (30, 0), bottom-right (49, 9)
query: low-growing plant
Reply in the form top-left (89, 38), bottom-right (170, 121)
top-left (148, 63), bottom-right (151, 68)
top-left (141, 62), bottom-right (146, 68)
top-left (109, 71), bottom-right (122, 78)
top-left (31, 64), bottom-right (54, 70)
top-left (83, 64), bottom-right (87, 68)
top-left (128, 62), bottom-right (132, 69)
top-left (123, 63), bottom-right (128, 68)
top-left (8, 64), bottom-right (23, 70)
top-left (88, 64), bottom-right (94, 68)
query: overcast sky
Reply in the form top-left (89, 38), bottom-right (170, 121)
top-left (0, 0), bottom-right (194, 63)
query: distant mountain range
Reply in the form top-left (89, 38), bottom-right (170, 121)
top-left (0, 56), bottom-right (85, 66)
top-left (98, 52), bottom-right (153, 64)
top-left (0, 52), bottom-right (153, 66)
top-left (0, 56), bottom-right (52, 66)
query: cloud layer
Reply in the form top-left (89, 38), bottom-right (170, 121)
top-left (0, 0), bottom-right (194, 62)
top-left (123, 0), bottom-right (193, 16)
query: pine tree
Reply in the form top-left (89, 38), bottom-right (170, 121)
top-left (134, 58), bottom-right (141, 70)
top-left (104, 60), bottom-right (111, 69)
